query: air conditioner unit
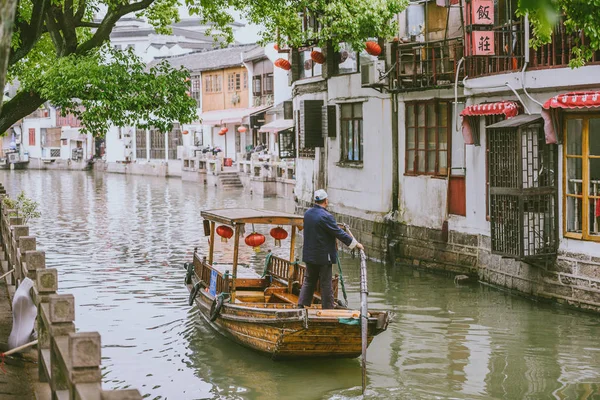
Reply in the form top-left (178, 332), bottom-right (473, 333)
top-left (8, 153), bottom-right (19, 163)
top-left (361, 59), bottom-right (388, 87)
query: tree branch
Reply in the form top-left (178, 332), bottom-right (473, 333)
top-left (74, 0), bottom-right (87, 22)
top-left (8, 0), bottom-right (50, 66)
top-left (50, 4), bottom-right (78, 54)
top-left (76, 0), bottom-right (155, 55)
top-left (0, 91), bottom-right (45, 135)
top-left (45, 10), bottom-right (65, 56)
top-left (76, 21), bottom-right (101, 28)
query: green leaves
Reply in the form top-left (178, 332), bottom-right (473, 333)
top-left (519, 0), bottom-right (600, 67)
top-left (34, 46), bottom-right (197, 136)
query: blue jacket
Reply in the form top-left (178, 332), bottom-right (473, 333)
top-left (302, 204), bottom-right (356, 265)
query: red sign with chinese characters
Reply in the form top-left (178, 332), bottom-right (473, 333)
top-left (471, 0), bottom-right (494, 25)
top-left (471, 31), bottom-right (495, 55)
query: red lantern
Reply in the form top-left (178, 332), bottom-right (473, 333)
top-left (237, 126), bottom-right (247, 133)
top-left (245, 233), bottom-right (266, 252)
top-left (365, 41), bottom-right (382, 56)
top-left (274, 58), bottom-right (291, 71)
top-left (310, 50), bottom-right (325, 64)
top-left (270, 227), bottom-right (288, 247)
top-left (219, 127), bottom-right (228, 136)
top-left (216, 225), bottom-right (234, 243)
top-left (182, 130), bottom-right (189, 135)
top-left (274, 44), bottom-right (280, 51)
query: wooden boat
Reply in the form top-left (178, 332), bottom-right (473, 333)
top-left (184, 208), bottom-right (389, 359)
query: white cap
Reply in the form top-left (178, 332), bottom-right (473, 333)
top-left (314, 189), bottom-right (328, 201)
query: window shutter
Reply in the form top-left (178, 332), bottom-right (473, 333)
top-left (326, 105), bottom-right (336, 138)
top-left (302, 100), bottom-right (324, 148)
top-left (283, 101), bottom-right (293, 120)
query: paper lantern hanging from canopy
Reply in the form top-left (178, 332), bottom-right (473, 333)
top-left (216, 225), bottom-right (234, 243)
top-left (245, 232), bottom-right (266, 252)
top-left (274, 58), bottom-right (291, 70)
top-left (310, 50), bottom-right (325, 64)
top-left (270, 227), bottom-right (288, 247)
top-left (365, 41), bottom-right (382, 56)
top-left (218, 127), bottom-right (228, 136)
top-left (274, 44), bottom-right (280, 51)
top-left (237, 126), bottom-right (247, 133)
top-left (182, 130), bottom-right (189, 135)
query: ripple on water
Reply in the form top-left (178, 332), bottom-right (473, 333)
top-left (2, 170), bottom-right (600, 400)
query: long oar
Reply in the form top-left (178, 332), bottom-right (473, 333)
top-left (341, 224), bottom-right (368, 395)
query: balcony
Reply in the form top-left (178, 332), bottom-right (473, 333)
top-left (466, 17), bottom-right (600, 79)
top-left (394, 38), bottom-right (465, 91)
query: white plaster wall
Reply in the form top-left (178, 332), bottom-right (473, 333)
top-left (22, 114), bottom-right (54, 159)
top-left (264, 44), bottom-right (292, 106)
top-left (105, 126), bottom-right (126, 163)
top-left (326, 74), bottom-right (393, 218)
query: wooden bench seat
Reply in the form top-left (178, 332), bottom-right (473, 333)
top-left (234, 290), bottom-right (266, 303)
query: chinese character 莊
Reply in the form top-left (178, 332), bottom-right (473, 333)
top-left (478, 35), bottom-right (491, 52)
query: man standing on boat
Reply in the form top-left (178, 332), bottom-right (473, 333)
top-left (298, 189), bottom-right (364, 309)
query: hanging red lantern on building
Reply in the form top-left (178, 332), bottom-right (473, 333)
top-left (365, 41), bottom-right (382, 56)
top-left (245, 232), bottom-right (266, 252)
top-left (310, 50), bottom-right (325, 64)
top-left (216, 225), bottom-right (234, 243)
top-left (269, 227), bottom-right (288, 247)
top-left (237, 126), bottom-right (247, 133)
top-left (219, 127), bottom-right (228, 136)
top-left (274, 44), bottom-right (280, 51)
top-left (274, 58), bottom-right (291, 70)
top-left (182, 130), bottom-right (189, 135)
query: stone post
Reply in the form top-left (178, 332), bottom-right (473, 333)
top-left (17, 235), bottom-right (36, 279)
top-left (69, 332), bottom-right (102, 397)
top-left (35, 268), bottom-right (57, 382)
top-left (25, 250), bottom-right (45, 281)
top-left (11, 225), bottom-right (29, 285)
top-left (49, 294), bottom-right (76, 393)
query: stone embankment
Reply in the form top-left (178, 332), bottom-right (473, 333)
top-left (0, 183), bottom-right (143, 400)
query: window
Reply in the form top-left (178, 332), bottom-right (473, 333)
top-left (191, 76), bottom-right (201, 108)
top-left (204, 74), bottom-right (222, 93)
top-left (228, 73), bottom-right (235, 92)
top-left (263, 73), bottom-right (273, 94)
top-left (28, 128), bottom-right (35, 146)
top-left (340, 103), bottom-right (363, 162)
top-left (337, 42), bottom-right (358, 75)
top-left (136, 128), bottom-right (146, 159)
top-left (405, 101), bottom-right (450, 176)
top-left (279, 128), bottom-right (296, 159)
top-left (243, 71), bottom-right (248, 89)
top-left (235, 73), bottom-right (241, 91)
top-left (150, 128), bottom-right (165, 159)
top-left (299, 47), bottom-right (322, 79)
top-left (253, 76), bottom-right (262, 96)
top-left (168, 123), bottom-right (182, 160)
top-left (564, 115), bottom-right (600, 241)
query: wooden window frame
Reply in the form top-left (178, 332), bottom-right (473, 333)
top-left (29, 128), bottom-right (35, 146)
top-left (299, 46), bottom-right (322, 80)
top-left (252, 76), bottom-right (262, 96)
top-left (340, 103), bottom-right (363, 163)
top-left (563, 113), bottom-right (600, 242)
top-left (263, 73), bottom-right (274, 94)
top-left (405, 100), bottom-right (451, 177)
top-left (227, 73), bottom-right (235, 92)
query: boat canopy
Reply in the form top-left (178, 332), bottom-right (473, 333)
top-left (201, 208), bottom-right (303, 227)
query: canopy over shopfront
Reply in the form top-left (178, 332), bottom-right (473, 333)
top-left (258, 119), bottom-right (294, 133)
top-left (460, 101), bottom-right (520, 145)
top-left (542, 91), bottom-right (600, 144)
top-left (198, 105), bottom-right (271, 126)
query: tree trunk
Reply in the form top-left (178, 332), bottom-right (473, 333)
top-left (0, 0), bottom-right (18, 115)
top-left (0, 90), bottom-right (45, 134)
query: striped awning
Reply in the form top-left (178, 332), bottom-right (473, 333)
top-left (460, 101), bottom-right (520, 118)
top-left (540, 91), bottom-right (600, 145)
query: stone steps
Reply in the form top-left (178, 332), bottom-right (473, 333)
top-left (218, 172), bottom-right (243, 189)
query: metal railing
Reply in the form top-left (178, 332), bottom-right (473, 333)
top-left (0, 184), bottom-right (142, 400)
top-left (395, 38), bottom-right (464, 91)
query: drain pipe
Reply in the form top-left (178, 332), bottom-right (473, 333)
top-left (454, 57), bottom-right (465, 132)
top-left (521, 13), bottom-right (544, 107)
top-left (505, 81), bottom-right (532, 114)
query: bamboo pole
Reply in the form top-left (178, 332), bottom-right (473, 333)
top-left (230, 224), bottom-right (241, 302)
top-left (289, 225), bottom-right (296, 262)
top-left (0, 269), bottom-right (14, 280)
top-left (3, 340), bottom-right (38, 356)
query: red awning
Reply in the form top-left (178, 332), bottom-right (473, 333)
top-left (543, 91), bottom-right (600, 110)
top-left (541, 91), bottom-right (600, 145)
top-left (460, 101), bottom-right (520, 145)
top-left (460, 101), bottom-right (520, 118)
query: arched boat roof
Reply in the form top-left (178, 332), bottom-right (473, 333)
top-left (201, 208), bottom-right (304, 227)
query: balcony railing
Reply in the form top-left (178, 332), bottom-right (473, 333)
top-left (466, 16), bottom-right (600, 78)
top-left (395, 38), bottom-right (464, 91)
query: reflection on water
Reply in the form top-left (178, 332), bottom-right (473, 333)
top-left (2, 170), bottom-right (600, 400)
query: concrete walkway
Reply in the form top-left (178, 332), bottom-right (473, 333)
top-left (0, 279), bottom-right (35, 400)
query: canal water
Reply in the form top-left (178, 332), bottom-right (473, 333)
top-left (2, 170), bottom-right (600, 400)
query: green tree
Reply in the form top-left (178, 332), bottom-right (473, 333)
top-left (518, 0), bottom-right (600, 67)
top-left (0, 0), bottom-right (18, 115)
top-left (1, 0), bottom-right (406, 136)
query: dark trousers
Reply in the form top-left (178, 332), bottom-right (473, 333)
top-left (298, 263), bottom-right (334, 309)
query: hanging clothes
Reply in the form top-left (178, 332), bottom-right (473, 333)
top-left (8, 278), bottom-right (37, 350)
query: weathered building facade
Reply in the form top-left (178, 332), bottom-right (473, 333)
top-left (287, 3), bottom-right (600, 312)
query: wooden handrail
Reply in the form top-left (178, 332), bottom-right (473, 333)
top-left (0, 185), bottom-right (142, 400)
